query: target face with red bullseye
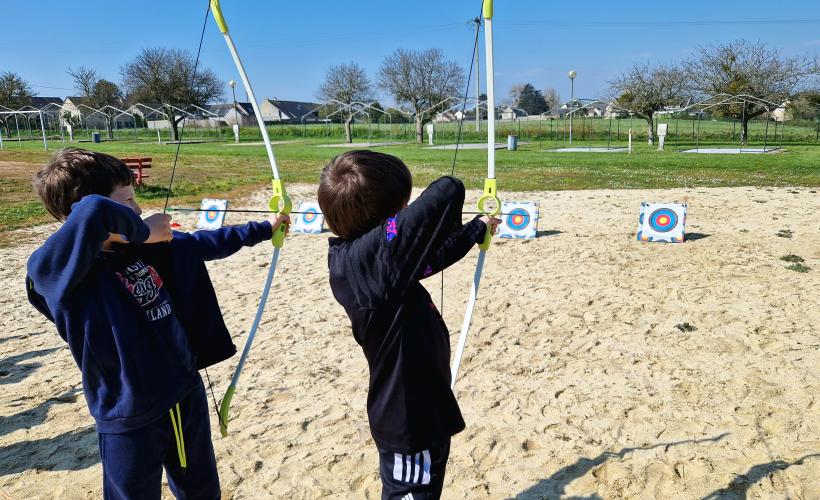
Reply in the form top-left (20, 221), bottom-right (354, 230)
top-left (498, 201), bottom-right (538, 239)
top-left (637, 202), bottom-right (686, 243)
top-left (293, 201), bottom-right (325, 234)
top-left (197, 198), bottom-right (228, 230)
top-left (648, 208), bottom-right (677, 233)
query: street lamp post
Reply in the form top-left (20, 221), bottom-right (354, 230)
top-left (229, 80), bottom-right (239, 143)
top-left (568, 70), bottom-right (576, 144)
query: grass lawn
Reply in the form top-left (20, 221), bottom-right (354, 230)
top-left (1, 137), bottom-right (819, 245)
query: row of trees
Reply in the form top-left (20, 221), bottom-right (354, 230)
top-left (1, 48), bottom-right (222, 140)
top-left (4, 39), bottom-right (816, 145)
top-left (609, 40), bottom-right (818, 144)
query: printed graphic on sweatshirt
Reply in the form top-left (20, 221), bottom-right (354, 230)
top-left (115, 259), bottom-right (173, 322)
top-left (385, 216), bottom-right (398, 241)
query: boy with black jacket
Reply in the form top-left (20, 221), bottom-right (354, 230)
top-left (25, 148), bottom-right (289, 499)
top-left (319, 150), bottom-right (499, 499)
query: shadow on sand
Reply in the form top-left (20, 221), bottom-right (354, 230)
top-left (0, 347), bottom-right (60, 386)
top-left (511, 433), bottom-right (730, 499)
top-left (0, 387), bottom-right (82, 438)
top-left (0, 426), bottom-right (98, 476)
top-left (701, 453), bottom-right (819, 499)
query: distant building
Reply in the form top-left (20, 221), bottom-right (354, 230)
top-left (26, 96), bottom-right (64, 110)
top-left (261, 99), bottom-right (321, 123)
top-left (207, 102), bottom-right (257, 126)
top-left (500, 106), bottom-right (527, 120)
top-left (433, 110), bottom-right (464, 123)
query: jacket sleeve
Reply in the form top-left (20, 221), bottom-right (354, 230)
top-left (183, 221), bottom-right (273, 261)
top-left (26, 195), bottom-right (149, 303)
top-left (417, 216), bottom-right (486, 280)
top-left (346, 176), bottom-right (467, 301)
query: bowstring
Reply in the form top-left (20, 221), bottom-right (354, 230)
top-left (161, 1), bottom-right (230, 432)
top-left (440, 5), bottom-right (483, 316)
top-left (162, 1), bottom-right (211, 213)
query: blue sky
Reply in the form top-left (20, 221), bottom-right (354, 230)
top-left (3, 1), bottom-right (818, 106)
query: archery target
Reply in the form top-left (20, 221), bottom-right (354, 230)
top-left (197, 198), bottom-right (228, 230)
top-left (292, 201), bottom-right (325, 234)
top-left (497, 201), bottom-right (538, 239)
top-left (637, 202), bottom-right (686, 243)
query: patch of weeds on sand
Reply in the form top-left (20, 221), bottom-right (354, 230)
top-left (780, 254), bottom-right (804, 263)
top-left (786, 263), bottom-right (810, 273)
top-left (675, 322), bottom-right (697, 332)
top-left (776, 229), bottom-right (793, 238)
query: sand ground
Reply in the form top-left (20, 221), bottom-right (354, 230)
top-left (1, 184), bottom-right (818, 499)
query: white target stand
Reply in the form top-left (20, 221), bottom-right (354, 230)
top-left (497, 201), bottom-right (539, 239)
top-left (657, 123), bottom-right (668, 151)
top-left (637, 202), bottom-right (687, 243)
top-left (197, 199), bottom-right (228, 230)
top-left (292, 201), bottom-right (325, 234)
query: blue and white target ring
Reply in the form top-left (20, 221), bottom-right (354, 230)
top-left (204, 207), bottom-right (220, 223)
top-left (506, 208), bottom-right (531, 231)
top-left (302, 207), bottom-right (318, 224)
top-left (648, 208), bottom-right (678, 233)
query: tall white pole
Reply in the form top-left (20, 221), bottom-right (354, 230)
top-left (568, 70), bottom-right (576, 145)
top-left (485, 13), bottom-right (495, 176)
top-left (475, 17), bottom-right (481, 133)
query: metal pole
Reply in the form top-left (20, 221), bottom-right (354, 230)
top-left (39, 111), bottom-right (48, 151)
top-left (14, 114), bottom-right (21, 148)
top-left (475, 17), bottom-right (481, 133)
top-left (569, 78), bottom-right (574, 144)
top-left (607, 116), bottom-right (612, 150)
top-left (740, 103), bottom-right (745, 154)
top-left (764, 110), bottom-right (769, 152)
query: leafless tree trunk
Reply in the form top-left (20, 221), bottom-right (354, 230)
top-left (415, 115), bottom-right (424, 143)
top-left (645, 114), bottom-right (655, 145)
top-left (344, 115), bottom-right (353, 143)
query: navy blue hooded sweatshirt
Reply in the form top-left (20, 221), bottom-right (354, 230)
top-left (327, 176), bottom-right (487, 452)
top-left (26, 195), bottom-right (272, 433)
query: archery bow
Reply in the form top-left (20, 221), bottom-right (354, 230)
top-left (209, 0), bottom-right (292, 437)
top-left (451, 0), bottom-right (499, 389)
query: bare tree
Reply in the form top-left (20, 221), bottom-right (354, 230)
top-left (542, 87), bottom-right (561, 113)
top-left (67, 66), bottom-right (96, 100)
top-left (68, 66), bottom-right (124, 139)
top-left (379, 48), bottom-right (464, 143)
top-left (120, 48), bottom-right (223, 141)
top-left (317, 62), bottom-right (373, 143)
top-left (684, 40), bottom-right (815, 144)
top-left (609, 63), bottom-right (689, 144)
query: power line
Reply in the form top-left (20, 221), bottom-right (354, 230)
top-left (499, 18), bottom-right (820, 28)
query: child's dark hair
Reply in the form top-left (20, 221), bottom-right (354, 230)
top-left (318, 150), bottom-right (412, 239)
top-left (34, 148), bottom-right (134, 221)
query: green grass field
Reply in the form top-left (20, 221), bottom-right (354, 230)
top-left (1, 133), bottom-right (819, 245)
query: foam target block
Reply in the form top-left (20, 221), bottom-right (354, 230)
top-left (497, 201), bottom-right (539, 239)
top-left (292, 201), bottom-right (325, 234)
top-left (637, 202), bottom-right (687, 243)
top-left (197, 199), bottom-right (228, 230)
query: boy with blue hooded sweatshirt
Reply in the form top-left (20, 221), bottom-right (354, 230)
top-left (26, 148), bottom-right (289, 499)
